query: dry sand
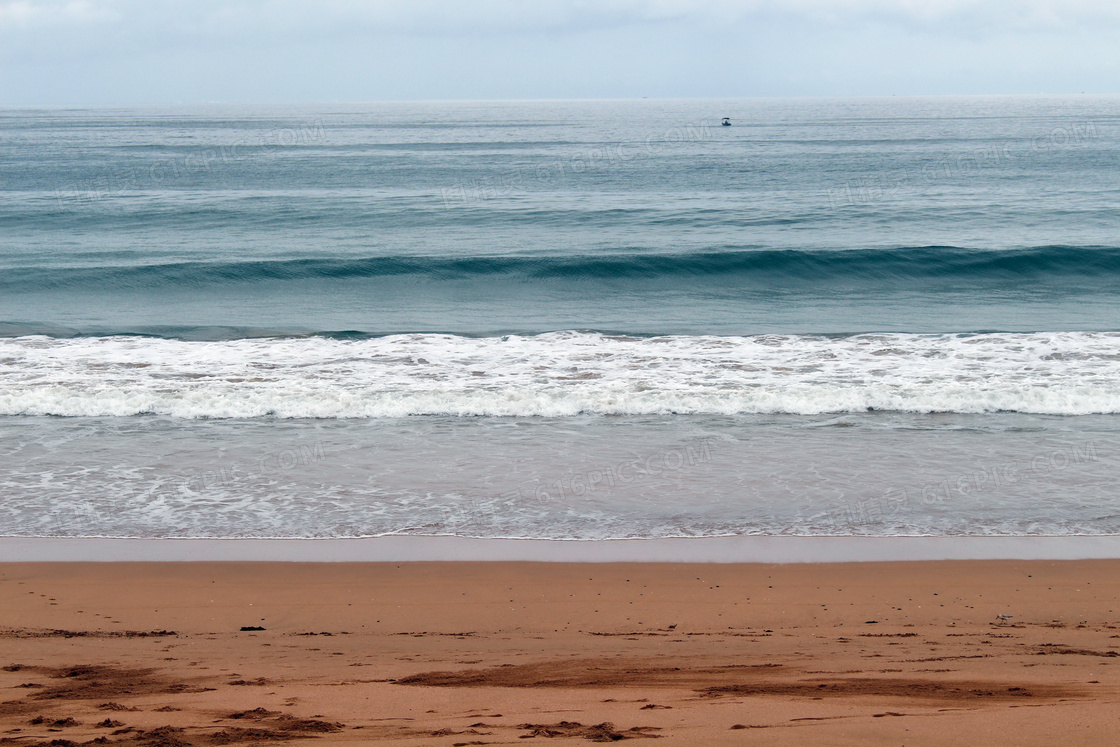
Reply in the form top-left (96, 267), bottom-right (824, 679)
top-left (1, 560), bottom-right (1118, 745)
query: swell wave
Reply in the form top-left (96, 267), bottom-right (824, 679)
top-left (5, 245), bottom-right (1120, 290)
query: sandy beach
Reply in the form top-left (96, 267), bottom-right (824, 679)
top-left (1, 560), bottom-right (1118, 745)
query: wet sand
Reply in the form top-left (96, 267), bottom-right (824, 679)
top-left (1, 560), bottom-right (1118, 745)
top-left (4, 535), bottom-right (1120, 563)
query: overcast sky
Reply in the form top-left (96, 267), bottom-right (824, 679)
top-left (1, 0), bottom-right (1117, 105)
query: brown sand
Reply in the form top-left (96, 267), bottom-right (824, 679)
top-left (1, 560), bottom-right (1118, 745)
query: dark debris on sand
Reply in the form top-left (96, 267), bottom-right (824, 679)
top-left (224, 708), bottom-right (278, 720)
top-left (10, 665), bottom-right (210, 703)
top-left (0, 630), bottom-right (176, 640)
top-left (517, 721), bottom-right (661, 741)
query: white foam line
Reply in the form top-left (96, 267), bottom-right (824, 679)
top-left (5, 331), bottom-right (1120, 417)
top-left (1, 535), bottom-right (1118, 563)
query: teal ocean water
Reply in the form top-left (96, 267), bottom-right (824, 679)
top-left (1, 96), bottom-right (1119, 538)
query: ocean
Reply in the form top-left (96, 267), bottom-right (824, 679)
top-left (2, 96), bottom-right (1119, 540)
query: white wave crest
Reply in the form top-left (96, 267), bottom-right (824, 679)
top-left (2, 331), bottom-right (1120, 418)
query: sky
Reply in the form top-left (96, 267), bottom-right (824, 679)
top-left (1, 0), bottom-right (1117, 105)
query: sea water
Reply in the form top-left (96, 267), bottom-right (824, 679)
top-left (1, 96), bottom-right (1119, 539)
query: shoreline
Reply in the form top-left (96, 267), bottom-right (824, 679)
top-left (2, 534), bottom-right (1119, 562)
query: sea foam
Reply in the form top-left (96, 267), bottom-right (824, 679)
top-left (2, 331), bottom-right (1119, 418)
